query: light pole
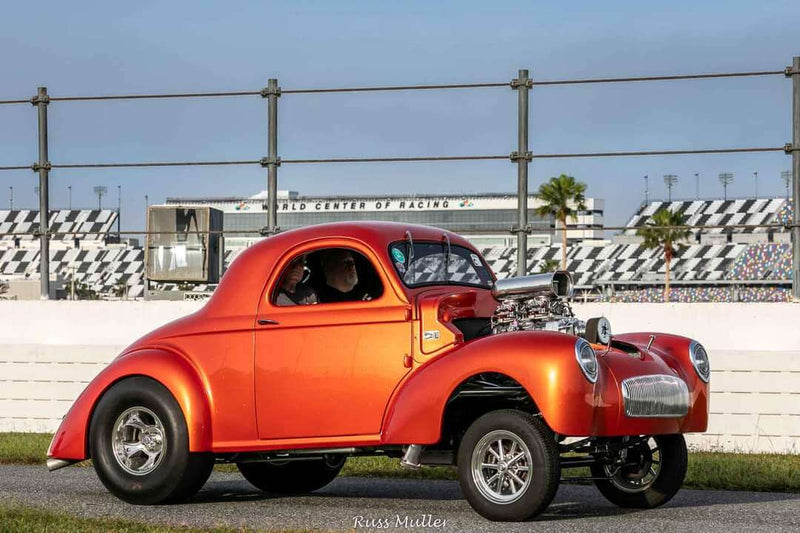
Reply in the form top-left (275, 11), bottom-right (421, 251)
top-left (643, 175), bottom-right (649, 204)
top-left (753, 171), bottom-right (759, 199)
top-left (695, 172), bottom-right (700, 200)
top-left (663, 174), bottom-right (678, 202)
top-left (117, 185), bottom-right (121, 234)
top-left (782, 170), bottom-right (792, 200)
top-left (719, 172), bottom-right (734, 201)
top-left (93, 186), bottom-right (107, 210)
top-left (8, 186), bottom-right (12, 210)
top-left (68, 185), bottom-right (72, 210)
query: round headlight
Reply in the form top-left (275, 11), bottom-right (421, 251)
top-left (689, 340), bottom-right (711, 383)
top-left (575, 338), bottom-right (598, 383)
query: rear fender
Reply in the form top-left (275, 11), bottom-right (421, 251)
top-left (381, 331), bottom-right (598, 444)
top-left (47, 348), bottom-right (213, 461)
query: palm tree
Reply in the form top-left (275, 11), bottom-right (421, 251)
top-left (534, 174), bottom-right (587, 269)
top-left (636, 208), bottom-right (691, 302)
top-left (537, 258), bottom-right (561, 273)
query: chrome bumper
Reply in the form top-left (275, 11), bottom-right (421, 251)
top-left (621, 374), bottom-right (690, 418)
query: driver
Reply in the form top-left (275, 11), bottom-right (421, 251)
top-left (317, 249), bottom-right (372, 303)
top-left (275, 254), bottom-right (318, 306)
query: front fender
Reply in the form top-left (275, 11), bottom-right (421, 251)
top-left (381, 331), bottom-right (600, 444)
top-left (47, 348), bottom-right (213, 461)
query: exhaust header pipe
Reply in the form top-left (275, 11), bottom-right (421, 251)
top-left (492, 271), bottom-right (574, 300)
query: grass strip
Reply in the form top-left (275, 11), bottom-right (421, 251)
top-left (0, 502), bottom-right (297, 533)
top-left (3, 433), bottom-right (799, 493)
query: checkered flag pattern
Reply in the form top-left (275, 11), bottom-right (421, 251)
top-left (0, 209), bottom-right (117, 241)
top-left (625, 198), bottom-right (788, 235)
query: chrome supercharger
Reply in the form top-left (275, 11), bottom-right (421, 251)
top-left (490, 271), bottom-right (611, 344)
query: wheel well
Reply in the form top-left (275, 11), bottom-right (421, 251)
top-left (438, 372), bottom-right (539, 451)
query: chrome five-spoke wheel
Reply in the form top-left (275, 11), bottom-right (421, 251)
top-left (471, 430), bottom-right (532, 504)
top-left (90, 377), bottom-right (215, 505)
top-left (112, 407), bottom-right (167, 476)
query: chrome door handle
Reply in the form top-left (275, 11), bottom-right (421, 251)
top-left (257, 319), bottom-right (279, 326)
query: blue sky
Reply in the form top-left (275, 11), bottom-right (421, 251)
top-left (1, 0), bottom-right (798, 231)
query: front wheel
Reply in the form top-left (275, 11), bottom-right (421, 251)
top-left (457, 410), bottom-right (560, 522)
top-left (237, 455), bottom-right (346, 494)
top-left (591, 434), bottom-right (687, 508)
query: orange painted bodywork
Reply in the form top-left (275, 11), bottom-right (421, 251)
top-left (48, 221), bottom-right (708, 463)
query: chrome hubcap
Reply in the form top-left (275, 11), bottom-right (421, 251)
top-left (604, 437), bottom-right (661, 493)
top-left (471, 430), bottom-right (532, 504)
top-left (112, 407), bottom-right (167, 476)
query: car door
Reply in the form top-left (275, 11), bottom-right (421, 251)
top-left (253, 241), bottom-right (413, 440)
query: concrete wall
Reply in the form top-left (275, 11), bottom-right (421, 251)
top-left (1, 301), bottom-right (798, 453)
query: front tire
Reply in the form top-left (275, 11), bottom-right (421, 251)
top-left (591, 434), bottom-right (687, 509)
top-left (89, 376), bottom-right (214, 505)
top-left (237, 455), bottom-right (346, 494)
top-left (457, 410), bottom-right (560, 522)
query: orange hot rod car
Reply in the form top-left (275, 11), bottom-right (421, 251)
top-left (47, 222), bottom-right (710, 521)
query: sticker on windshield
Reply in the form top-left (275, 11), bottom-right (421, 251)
top-left (392, 248), bottom-right (406, 263)
top-left (470, 253), bottom-right (482, 267)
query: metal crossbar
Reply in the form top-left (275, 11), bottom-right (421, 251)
top-left (0, 222), bottom-right (795, 237)
top-left (0, 146), bottom-right (786, 172)
top-left (0, 69), bottom-right (785, 105)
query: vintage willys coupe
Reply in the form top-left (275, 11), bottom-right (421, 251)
top-left (47, 222), bottom-right (709, 521)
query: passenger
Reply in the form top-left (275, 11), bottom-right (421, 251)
top-left (275, 254), bottom-right (318, 306)
top-left (317, 249), bottom-right (372, 303)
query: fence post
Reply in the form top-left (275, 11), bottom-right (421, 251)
top-left (265, 78), bottom-right (280, 234)
top-left (790, 57), bottom-right (800, 301)
top-left (34, 87), bottom-right (50, 299)
top-left (513, 69), bottom-right (532, 277)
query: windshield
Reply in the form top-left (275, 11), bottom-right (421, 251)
top-left (389, 241), bottom-right (494, 288)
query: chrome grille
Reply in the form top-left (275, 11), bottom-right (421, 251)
top-left (621, 374), bottom-right (689, 418)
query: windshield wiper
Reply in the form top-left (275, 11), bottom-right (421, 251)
top-left (442, 233), bottom-right (451, 283)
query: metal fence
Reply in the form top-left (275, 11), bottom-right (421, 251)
top-left (1, 58), bottom-right (799, 299)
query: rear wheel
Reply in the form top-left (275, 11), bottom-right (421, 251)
top-left (591, 434), bottom-right (687, 508)
top-left (237, 455), bottom-right (346, 494)
top-left (457, 410), bottom-right (560, 522)
top-left (89, 377), bottom-right (214, 505)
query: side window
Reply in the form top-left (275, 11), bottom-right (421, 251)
top-left (272, 247), bottom-right (384, 306)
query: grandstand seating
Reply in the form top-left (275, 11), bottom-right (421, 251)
top-left (624, 198), bottom-right (787, 235)
top-left (0, 210), bottom-right (143, 298)
top-left (0, 198), bottom-right (794, 301)
top-left (0, 209), bottom-right (116, 241)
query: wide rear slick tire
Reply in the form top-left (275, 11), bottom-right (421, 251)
top-left (237, 456), bottom-right (346, 494)
top-left (457, 410), bottom-right (560, 522)
top-left (89, 376), bottom-right (214, 505)
top-left (591, 434), bottom-right (687, 509)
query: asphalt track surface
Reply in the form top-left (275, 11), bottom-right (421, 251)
top-left (2, 465), bottom-right (799, 532)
